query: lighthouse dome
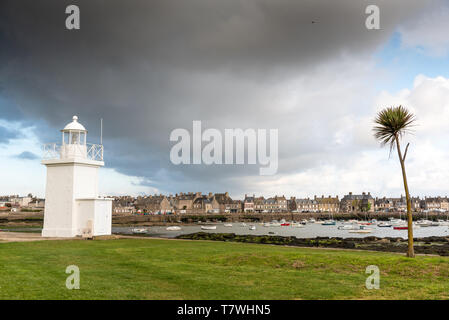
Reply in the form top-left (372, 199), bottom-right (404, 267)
top-left (62, 115), bottom-right (87, 132)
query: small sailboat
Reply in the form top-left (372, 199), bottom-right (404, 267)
top-left (201, 225), bottom-right (217, 230)
top-left (249, 225), bottom-right (256, 230)
top-left (166, 226), bottom-right (182, 231)
top-left (224, 223), bottom-right (233, 227)
top-left (338, 224), bottom-right (358, 230)
top-left (292, 223), bottom-right (305, 228)
top-left (377, 222), bottom-right (392, 227)
top-left (321, 220), bottom-right (336, 226)
top-left (393, 225), bottom-right (408, 230)
top-left (131, 227), bottom-right (147, 234)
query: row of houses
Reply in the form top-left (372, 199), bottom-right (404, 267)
top-left (0, 195), bottom-right (45, 212)
top-left (374, 196), bottom-right (449, 212)
top-left (3, 192), bottom-right (447, 215)
top-left (112, 191), bottom-right (449, 215)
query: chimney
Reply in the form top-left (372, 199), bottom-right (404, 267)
top-left (208, 192), bottom-right (212, 198)
top-left (225, 192), bottom-right (229, 197)
top-left (349, 192), bottom-right (352, 195)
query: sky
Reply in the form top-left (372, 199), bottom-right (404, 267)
top-left (1, 0), bottom-right (449, 199)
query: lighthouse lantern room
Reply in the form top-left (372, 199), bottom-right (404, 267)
top-left (41, 115), bottom-right (112, 237)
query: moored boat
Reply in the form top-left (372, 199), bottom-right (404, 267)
top-left (131, 228), bottom-right (147, 234)
top-left (321, 220), bottom-right (336, 226)
top-left (201, 225), bottom-right (217, 230)
top-left (292, 223), bottom-right (305, 228)
top-left (224, 223), bottom-right (233, 227)
top-left (377, 222), bottom-right (392, 227)
top-left (393, 226), bottom-right (408, 230)
top-left (166, 226), bottom-right (182, 231)
top-left (338, 224), bottom-right (358, 230)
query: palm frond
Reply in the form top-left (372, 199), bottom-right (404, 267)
top-left (373, 105), bottom-right (416, 154)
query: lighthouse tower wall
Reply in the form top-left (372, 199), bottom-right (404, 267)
top-left (42, 164), bottom-right (77, 237)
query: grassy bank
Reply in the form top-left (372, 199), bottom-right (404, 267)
top-left (0, 238), bottom-right (448, 299)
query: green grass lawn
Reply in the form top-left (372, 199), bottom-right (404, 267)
top-left (0, 238), bottom-right (448, 299)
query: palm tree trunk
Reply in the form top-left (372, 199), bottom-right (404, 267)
top-left (395, 137), bottom-right (415, 258)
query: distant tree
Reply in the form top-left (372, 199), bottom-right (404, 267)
top-left (366, 202), bottom-right (372, 212)
top-left (373, 105), bottom-right (416, 258)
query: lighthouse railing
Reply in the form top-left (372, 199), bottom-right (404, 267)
top-left (42, 143), bottom-right (61, 160)
top-left (86, 143), bottom-right (104, 161)
top-left (42, 143), bottom-right (104, 161)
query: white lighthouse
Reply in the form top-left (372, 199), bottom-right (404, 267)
top-left (41, 116), bottom-right (112, 237)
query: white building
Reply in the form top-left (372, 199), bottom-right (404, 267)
top-left (41, 116), bottom-right (112, 237)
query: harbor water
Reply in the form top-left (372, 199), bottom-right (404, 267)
top-left (113, 222), bottom-right (449, 239)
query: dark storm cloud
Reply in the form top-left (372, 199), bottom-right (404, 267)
top-left (0, 124), bottom-right (19, 144)
top-left (0, 0), bottom-right (436, 195)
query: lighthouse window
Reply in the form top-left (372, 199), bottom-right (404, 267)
top-left (71, 132), bottom-right (80, 144)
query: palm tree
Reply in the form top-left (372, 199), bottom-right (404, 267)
top-left (373, 105), bottom-right (416, 258)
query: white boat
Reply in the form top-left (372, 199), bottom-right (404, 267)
top-left (389, 218), bottom-right (405, 225)
top-left (166, 226), bottom-right (182, 231)
top-left (224, 223), bottom-right (233, 227)
top-left (346, 225), bottom-right (372, 233)
top-left (437, 220), bottom-right (449, 226)
top-left (292, 223), bottom-right (305, 228)
top-left (201, 225), bottom-right (217, 230)
top-left (377, 222), bottom-right (392, 227)
top-left (131, 228), bottom-right (147, 234)
top-left (249, 225), bottom-right (256, 230)
top-left (415, 219), bottom-right (432, 227)
top-left (338, 225), bottom-right (359, 230)
top-left (264, 222), bottom-right (281, 227)
top-left (240, 223), bottom-right (247, 227)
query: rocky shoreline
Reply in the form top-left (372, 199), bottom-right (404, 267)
top-left (177, 232), bottom-right (449, 256)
